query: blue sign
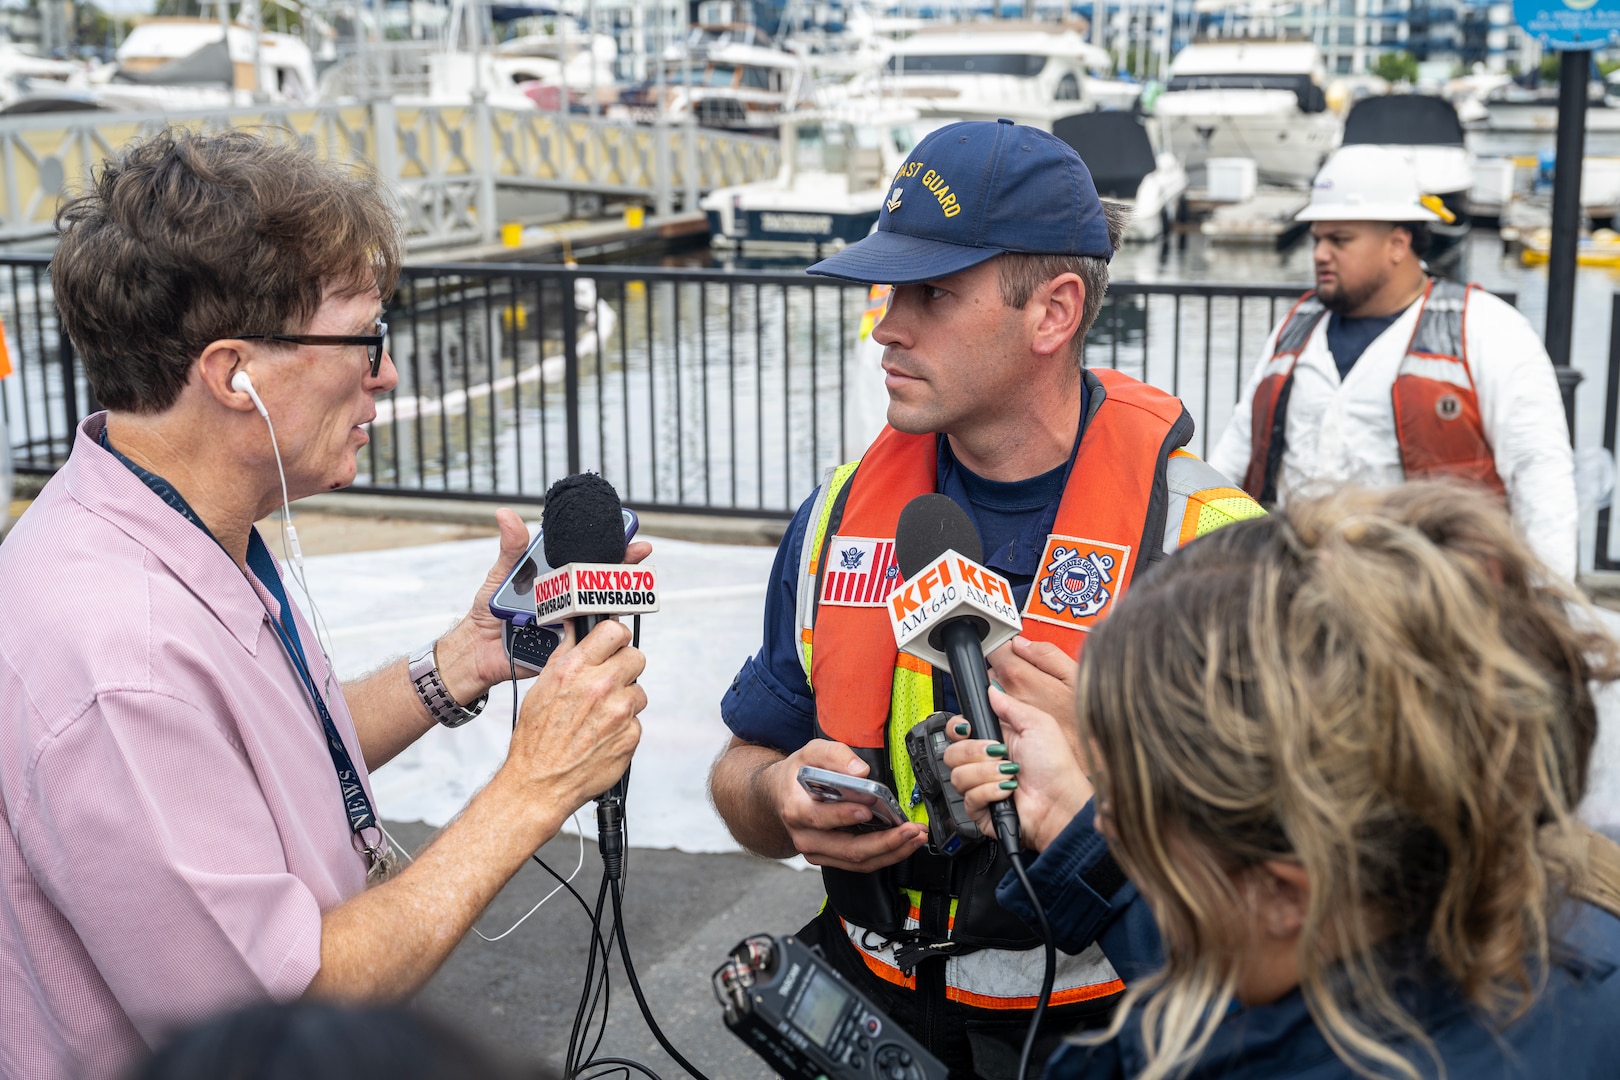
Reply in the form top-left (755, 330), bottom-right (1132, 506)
top-left (1515, 0), bottom-right (1620, 49)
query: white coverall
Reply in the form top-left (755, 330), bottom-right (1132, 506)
top-left (1208, 287), bottom-right (1578, 579)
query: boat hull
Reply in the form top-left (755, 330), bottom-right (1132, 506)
top-left (1156, 88), bottom-right (1341, 186)
top-left (706, 206), bottom-right (880, 250)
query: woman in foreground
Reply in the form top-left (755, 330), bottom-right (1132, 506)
top-left (955, 483), bottom-right (1620, 1078)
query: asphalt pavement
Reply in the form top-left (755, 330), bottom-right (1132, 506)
top-left (391, 820), bottom-right (824, 1079)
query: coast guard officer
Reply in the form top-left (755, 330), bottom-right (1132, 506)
top-left (708, 120), bottom-right (1264, 1078)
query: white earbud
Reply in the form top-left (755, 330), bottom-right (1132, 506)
top-left (232, 370), bottom-right (269, 419)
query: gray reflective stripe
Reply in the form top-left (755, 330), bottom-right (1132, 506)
top-left (795, 468), bottom-right (840, 683)
top-left (1161, 453), bottom-right (1241, 554)
top-left (1397, 355), bottom-right (1473, 390)
top-left (1409, 280), bottom-right (1469, 360)
top-left (1275, 297), bottom-right (1327, 355)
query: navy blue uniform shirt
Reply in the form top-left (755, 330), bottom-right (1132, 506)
top-left (1325, 310), bottom-right (1403, 381)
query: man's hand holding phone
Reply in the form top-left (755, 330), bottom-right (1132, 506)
top-left (765, 740), bottom-right (926, 872)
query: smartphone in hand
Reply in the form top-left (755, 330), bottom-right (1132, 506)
top-left (797, 766), bottom-right (908, 830)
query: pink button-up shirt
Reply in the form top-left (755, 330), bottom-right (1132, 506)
top-left (0, 415), bottom-right (374, 1080)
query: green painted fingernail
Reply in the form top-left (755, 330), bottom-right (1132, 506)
top-left (987, 743), bottom-right (1007, 758)
top-left (953, 721), bottom-right (971, 737)
top-left (999, 779), bottom-right (1019, 791)
top-left (999, 762), bottom-right (1020, 775)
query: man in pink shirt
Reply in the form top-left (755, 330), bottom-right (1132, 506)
top-left (0, 129), bottom-right (647, 1079)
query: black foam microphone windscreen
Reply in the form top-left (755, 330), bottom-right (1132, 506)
top-left (543, 473), bottom-right (626, 568)
top-left (896, 493), bottom-right (983, 578)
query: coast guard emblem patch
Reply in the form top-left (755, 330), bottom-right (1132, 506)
top-left (1023, 536), bottom-right (1132, 631)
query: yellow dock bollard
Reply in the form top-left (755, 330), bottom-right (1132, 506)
top-left (624, 205), bottom-right (646, 230)
top-left (501, 222), bottom-right (524, 248)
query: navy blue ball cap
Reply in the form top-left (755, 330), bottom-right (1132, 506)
top-left (807, 119), bottom-right (1114, 286)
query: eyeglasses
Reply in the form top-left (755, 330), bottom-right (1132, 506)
top-left (236, 321), bottom-right (389, 378)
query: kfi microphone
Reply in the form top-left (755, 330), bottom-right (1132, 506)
top-left (541, 472), bottom-right (655, 879)
top-left (891, 493), bottom-right (1023, 853)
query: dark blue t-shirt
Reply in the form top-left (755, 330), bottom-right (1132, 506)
top-left (720, 383), bottom-right (1085, 752)
top-left (1325, 310), bottom-right (1403, 380)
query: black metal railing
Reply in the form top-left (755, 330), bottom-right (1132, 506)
top-left (0, 253), bottom-right (1519, 524)
top-left (1593, 295), bottom-right (1620, 571)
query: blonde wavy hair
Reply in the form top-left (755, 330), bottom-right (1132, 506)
top-left (1075, 482), bottom-right (1620, 1080)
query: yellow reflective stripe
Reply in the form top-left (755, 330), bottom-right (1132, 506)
top-left (889, 664), bottom-right (934, 827)
top-left (799, 461), bottom-right (861, 678)
top-left (1183, 489), bottom-right (1268, 545)
top-left (809, 462), bottom-right (860, 578)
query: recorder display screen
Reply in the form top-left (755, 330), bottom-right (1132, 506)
top-left (789, 970), bottom-right (846, 1048)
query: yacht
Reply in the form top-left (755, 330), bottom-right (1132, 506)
top-left (1052, 111), bottom-right (1188, 241)
top-left (1153, 40), bottom-right (1341, 187)
top-left (620, 42), bottom-right (809, 133)
top-left (1342, 94), bottom-right (1472, 245)
top-left (857, 22), bottom-right (1135, 129)
top-left (1465, 82), bottom-right (1620, 159)
top-left (84, 19), bottom-right (318, 111)
top-left (412, 4), bottom-right (619, 111)
top-left (701, 107), bottom-right (935, 251)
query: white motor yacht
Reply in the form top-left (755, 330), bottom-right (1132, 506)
top-left (411, 3), bottom-right (619, 111)
top-left (78, 19), bottom-right (318, 111)
top-left (701, 107), bottom-right (936, 252)
top-left (622, 42), bottom-right (808, 133)
top-left (859, 21), bottom-right (1136, 129)
top-left (1154, 40), bottom-right (1341, 187)
top-left (1466, 82), bottom-right (1620, 159)
top-left (1052, 111), bottom-right (1188, 241)
top-left (1342, 94), bottom-right (1472, 245)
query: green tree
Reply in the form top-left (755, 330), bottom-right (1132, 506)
top-left (1371, 50), bottom-right (1419, 85)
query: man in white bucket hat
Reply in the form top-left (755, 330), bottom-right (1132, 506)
top-left (1209, 144), bottom-right (1576, 577)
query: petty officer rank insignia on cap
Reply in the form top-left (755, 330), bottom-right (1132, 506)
top-left (890, 159), bottom-right (961, 218)
top-left (1023, 536), bottom-right (1132, 631)
top-left (820, 537), bottom-right (901, 607)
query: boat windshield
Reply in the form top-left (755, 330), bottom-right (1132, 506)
top-left (660, 61), bottom-right (739, 86)
top-left (1343, 95), bottom-right (1464, 146)
top-left (885, 53), bottom-right (1048, 77)
top-left (794, 121), bottom-right (915, 188)
top-left (1164, 72), bottom-right (1325, 112)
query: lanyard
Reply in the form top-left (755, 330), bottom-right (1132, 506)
top-left (98, 428), bottom-right (386, 865)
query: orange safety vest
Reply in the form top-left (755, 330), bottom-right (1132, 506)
top-left (1244, 280), bottom-right (1505, 503)
top-left (809, 368), bottom-right (1190, 751)
top-left (801, 369), bottom-right (1191, 1003)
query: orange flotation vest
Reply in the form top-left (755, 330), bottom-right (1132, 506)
top-left (1244, 280), bottom-right (1505, 504)
top-left (802, 368), bottom-right (1192, 962)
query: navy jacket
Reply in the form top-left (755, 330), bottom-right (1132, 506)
top-left (997, 809), bottom-right (1620, 1078)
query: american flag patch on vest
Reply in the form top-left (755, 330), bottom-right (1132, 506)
top-left (820, 536), bottom-right (902, 607)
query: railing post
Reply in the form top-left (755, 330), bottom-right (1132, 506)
top-left (654, 114), bottom-right (672, 216)
top-left (682, 121), bottom-right (699, 211)
top-left (472, 90), bottom-right (498, 246)
top-left (1595, 293), bottom-right (1620, 571)
top-left (562, 270), bottom-right (582, 477)
top-left (57, 325), bottom-right (78, 447)
top-left (372, 99), bottom-right (399, 191)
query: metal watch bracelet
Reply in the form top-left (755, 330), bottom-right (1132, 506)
top-left (409, 641), bottom-right (488, 728)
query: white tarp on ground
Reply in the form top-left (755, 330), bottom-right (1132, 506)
top-left (302, 531), bottom-right (1620, 852)
top-left (304, 530), bottom-right (777, 852)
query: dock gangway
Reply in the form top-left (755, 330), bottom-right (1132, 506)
top-left (0, 102), bottom-right (779, 251)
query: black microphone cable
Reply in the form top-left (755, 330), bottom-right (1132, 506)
top-left (1006, 849), bottom-right (1056, 1080)
top-left (508, 618), bottom-right (713, 1080)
